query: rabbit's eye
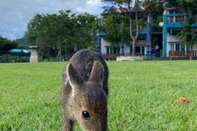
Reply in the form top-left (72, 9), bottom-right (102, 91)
top-left (82, 111), bottom-right (90, 119)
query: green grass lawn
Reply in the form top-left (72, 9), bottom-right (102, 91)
top-left (1, 60), bottom-right (197, 131)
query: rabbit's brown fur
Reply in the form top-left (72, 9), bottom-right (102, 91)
top-left (61, 49), bottom-right (108, 131)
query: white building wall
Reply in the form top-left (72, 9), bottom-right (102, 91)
top-left (101, 37), bottom-right (146, 54)
top-left (124, 44), bottom-right (130, 54)
top-left (166, 33), bottom-right (181, 57)
top-left (137, 40), bottom-right (146, 46)
top-left (194, 45), bottom-right (197, 50)
top-left (166, 32), bottom-right (197, 57)
top-left (167, 33), bottom-right (180, 42)
top-left (101, 38), bottom-right (111, 54)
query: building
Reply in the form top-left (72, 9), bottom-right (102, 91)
top-left (97, 0), bottom-right (197, 58)
top-left (162, 1), bottom-right (197, 57)
top-left (97, 4), bottom-right (163, 58)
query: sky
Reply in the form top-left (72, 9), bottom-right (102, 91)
top-left (0, 0), bottom-right (109, 40)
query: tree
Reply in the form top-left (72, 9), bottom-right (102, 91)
top-left (25, 10), bottom-right (75, 61)
top-left (101, 0), bottom-right (138, 56)
top-left (0, 35), bottom-right (19, 62)
top-left (24, 14), bottom-right (42, 46)
top-left (177, 0), bottom-right (197, 60)
top-left (102, 0), bottom-right (163, 56)
top-left (25, 10), bottom-right (98, 61)
top-left (99, 13), bottom-right (130, 58)
top-left (71, 12), bottom-right (98, 51)
top-left (142, 0), bottom-right (164, 25)
top-left (0, 36), bottom-right (18, 55)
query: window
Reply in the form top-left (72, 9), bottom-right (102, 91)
top-left (136, 47), bottom-right (140, 54)
top-left (106, 46), bottom-right (110, 54)
top-left (175, 16), bottom-right (184, 22)
top-left (142, 46), bottom-right (145, 55)
top-left (129, 46), bottom-right (144, 55)
top-left (174, 43), bottom-right (185, 51)
top-left (113, 47), bottom-right (120, 54)
top-left (170, 44), bottom-right (174, 51)
top-left (168, 16), bottom-right (174, 23)
top-left (175, 43), bottom-right (179, 51)
top-left (130, 47), bottom-right (132, 54)
top-left (181, 45), bottom-right (185, 51)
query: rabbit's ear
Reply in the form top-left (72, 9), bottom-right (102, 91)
top-left (67, 62), bottom-right (83, 88)
top-left (89, 61), bottom-right (104, 85)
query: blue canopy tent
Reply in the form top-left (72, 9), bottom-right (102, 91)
top-left (8, 49), bottom-right (32, 62)
top-left (9, 49), bottom-right (31, 54)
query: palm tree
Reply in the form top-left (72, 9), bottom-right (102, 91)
top-left (178, 25), bottom-right (197, 60)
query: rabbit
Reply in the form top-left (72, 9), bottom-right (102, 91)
top-left (61, 49), bottom-right (108, 131)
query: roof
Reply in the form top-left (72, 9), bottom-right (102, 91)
top-left (101, 6), bottom-right (130, 15)
top-left (101, 5), bottom-right (145, 15)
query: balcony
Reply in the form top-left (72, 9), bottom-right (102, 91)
top-left (164, 14), bottom-right (197, 28)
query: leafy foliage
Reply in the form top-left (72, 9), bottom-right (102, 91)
top-left (101, 0), bottom-right (163, 56)
top-left (177, 0), bottom-right (197, 25)
top-left (0, 36), bottom-right (18, 55)
top-left (142, 0), bottom-right (163, 15)
top-left (101, 0), bottom-right (140, 56)
top-left (24, 10), bottom-right (98, 60)
top-left (177, 0), bottom-right (197, 60)
top-left (71, 12), bottom-right (99, 50)
top-left (99, 14), bottom-right (130, 56)
top-left (179, 25), bottom-right (197, 45)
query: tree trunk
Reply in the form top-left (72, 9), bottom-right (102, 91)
top-left (47, 48), bottom-right (50, 61)
top-left (116, 43), bottom-right (119, 58)
top-left (190, 45), bottom-right (193, 60)
top-left (111, 45), bottom-right (114, 60)
top-left (59, 46), bottom-right (62, 61)
top-left (132, 39), bottom-right (136, 56)
top-left (5, 54), bottom-right (8, 62)
top-left (129, 1), bottom-right (139, 56)
top-left (40, 50), bottom-right (44, 61)
top-left (57, 42), bottom-right (62, 61)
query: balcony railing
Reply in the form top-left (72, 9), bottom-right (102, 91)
top-left (167, 16), bottom-right (186, 23)
top-left (164, 14), bottom-right (197, 28)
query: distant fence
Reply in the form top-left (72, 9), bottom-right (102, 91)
top-left (169, 51), bottom-right (197, 57)
top-left (101, 53), bottom-right (135, 60)
top-left (65, 53), bottom-right (74, 60)
top-left (66, 53), bottom-right (140, 60)
top-left (66, 51), bottom-right (197, 60)
top-left (101, 54), bottom-right (116, 60)
top-left (66, 53), bottom-right (129, 60)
